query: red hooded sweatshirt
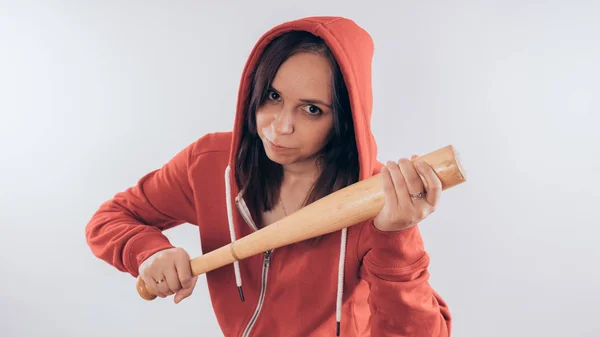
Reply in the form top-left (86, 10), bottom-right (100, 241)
top-left (85, 16), bottom-right (452, 337)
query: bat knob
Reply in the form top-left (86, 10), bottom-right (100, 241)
top-left (136, 276), bottom-right (157, 301)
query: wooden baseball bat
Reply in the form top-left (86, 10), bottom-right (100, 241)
top-left (136, 144), bottom-right (466, 300)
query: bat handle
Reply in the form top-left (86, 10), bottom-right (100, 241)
top-left (135, 244), bottom-right (235, 301)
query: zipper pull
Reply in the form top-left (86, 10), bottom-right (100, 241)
top-left (264, 250), bottom-right (272, 267)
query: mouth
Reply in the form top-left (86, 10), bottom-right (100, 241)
top-left (265, 138), bottom-right (293, 150)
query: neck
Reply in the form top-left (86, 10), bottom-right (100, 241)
top-left (278, 160), bottom-right (319, 215)
top-left (281, 159), bottom-right (319, 188)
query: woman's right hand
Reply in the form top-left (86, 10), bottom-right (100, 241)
top-left (138, 247), bottom-right (198, 303)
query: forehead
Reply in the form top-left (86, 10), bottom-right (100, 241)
top-left (272, 52), bottom-right (332, 102)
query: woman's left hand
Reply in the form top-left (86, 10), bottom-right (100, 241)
top-left (373, 155), bottom-right (442, 232)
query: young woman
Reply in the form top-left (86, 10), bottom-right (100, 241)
top-left (86, 16), bottom-right (452, 337)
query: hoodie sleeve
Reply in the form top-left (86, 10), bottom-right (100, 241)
top-left (85, 141), bottom-right (198, 278)
top-left (357, 220), bottom-right (452, 337)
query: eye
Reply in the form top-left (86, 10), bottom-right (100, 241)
top-left (267, 90), bottom-right (280, 101)
top-left (303, 105), bottom-right (322, 116)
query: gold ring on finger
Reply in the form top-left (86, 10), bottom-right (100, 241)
top-left (410, 191), bottom-right (426, 200)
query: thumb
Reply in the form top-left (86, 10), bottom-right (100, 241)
top-left (174, 286), bottom-right (194, 304)
top-left (174, 276), bottom-right (198, 304)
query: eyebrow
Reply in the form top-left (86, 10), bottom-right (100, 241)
top-left (270, 85), bottom-right (333, 110)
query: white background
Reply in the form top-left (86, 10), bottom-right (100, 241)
top-left (1, 1), bottom-right (599, 336)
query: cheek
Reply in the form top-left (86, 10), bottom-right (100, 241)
top-left (302, 119), bottom-right (333, 148)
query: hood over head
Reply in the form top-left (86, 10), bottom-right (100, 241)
top-left (228, 16), bottom-right (378, 183)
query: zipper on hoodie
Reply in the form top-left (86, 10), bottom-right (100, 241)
top-left (235, 195), bottom-right (273, 337)
top-left (241, 249), bottom-right (272, 337)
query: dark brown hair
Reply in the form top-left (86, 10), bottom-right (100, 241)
top-left (235, 31), bottom-right (359, 228)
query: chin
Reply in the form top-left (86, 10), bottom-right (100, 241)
top-left (263, 148), bottom-right (294, 165)
top-left (265, 149), bottom-right (319, 169)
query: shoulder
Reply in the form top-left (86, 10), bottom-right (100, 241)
top-left (189, 131), bottom-right (233, 158)
top-left (176, 131), bottom-right (233, 186)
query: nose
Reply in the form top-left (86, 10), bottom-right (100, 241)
top-left (271, 109), bottom-right (294, 135)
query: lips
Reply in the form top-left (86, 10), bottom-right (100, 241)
top-left (266, 138), bottom-right (292, 150)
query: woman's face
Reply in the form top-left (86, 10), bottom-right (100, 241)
top-left (256, 52), bottom-right (335, 168)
